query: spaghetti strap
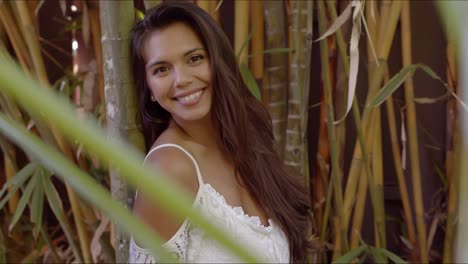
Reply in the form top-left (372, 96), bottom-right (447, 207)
top-left (144, 143), bottom-right (204, 185)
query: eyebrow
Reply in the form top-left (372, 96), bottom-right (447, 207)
top-left (145, 48), bottom-right (206, 71)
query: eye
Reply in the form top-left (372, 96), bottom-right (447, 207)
top-left (153, 66), bottom-right (170, 76)
top-left (188, 54), bottom-right (204, 64)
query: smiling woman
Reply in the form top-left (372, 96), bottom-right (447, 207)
top-left (143, 22), bottom-right (212, 123)
top-left (129, 2), bottom-right (311, 263)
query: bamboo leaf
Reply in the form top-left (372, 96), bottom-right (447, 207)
top-left (374, 248), bottom-right (407, 264)
top-left (0, 163), bottom-right (37, 209)
top-left (335, 1), bottom-right (362, 124)
top-left (368, 64), bottom-right (432, 107)
top-left (332, 245), bottom-right (367, 264)
top-left (315, 1), bottom-right (352, 41)
top-left (236, 32), bottom-right (252, 61)
top-left (239, 63), bottom-right (261, 100)
top-left (30, 169), bottom-right (45, 239)
top-left (262, 47), bottom-right (295, 54)
top-left (43, 170), bottom-right (82, 262)
top-left (8, 174), bottom-right (35, 232)
top-left (369, 246), bottom-right (386, 264)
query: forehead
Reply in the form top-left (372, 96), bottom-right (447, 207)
top-left (142, 22), bottom-right (205, 63)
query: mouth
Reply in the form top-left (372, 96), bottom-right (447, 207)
top-left (173, 88), bottom-right (205, 105)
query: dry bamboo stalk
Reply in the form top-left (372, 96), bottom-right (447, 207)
top-left (443, 34), bottom-right (458, 263)
top-left (89, 3), bottom-right (106, 125)
top-left (401, 2), bottom-right (428, 262)
top-left (349, 109), bottom-right (380, 249)
top-left (315, 99), bottom-right (329, 236)
top-left (14, 2), bottom-right (48, 84)
top-left (263, 0), bottom-right (289, 158)
top-left (384, 79), bottom-right (417, 261)
top-left (317, 0), bottom-right (347, 253)
top-left (196, 0), bottom-right (210, 12)
top-left (250, 0), bottom-right (264, 79)
top-left (3, 147), bottom-right (19, 213)
top-left (234, 0), bottom-right (249, 64)
top-left (372, 110), bottom-right (386, 249)
top-left (0, 3), bottom-right (32, 74)
top-left (332, 217), bottom-right (342, 262)
top-left (209, 0), bottom-right (220, 24)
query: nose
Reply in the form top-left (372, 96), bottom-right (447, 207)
top-left (174, 66), bottom-right (193, 88)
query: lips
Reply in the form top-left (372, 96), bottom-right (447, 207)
top-left (173, 88), bottom-right (205, 105)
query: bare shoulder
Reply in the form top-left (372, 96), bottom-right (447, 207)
top-left (133, 129), bottom-right (199, 241)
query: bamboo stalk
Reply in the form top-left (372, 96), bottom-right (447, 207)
top-left (400, 2), bottom-right (428, 262)
top-left (0, 3), bottom-right (32, 75)
top-left (317, 0), bottom-right (347, 254)
top-left (100, 1), bottom-right (146, 261)
top-left (263, 0), bottom-right (289, 158)
top-left (384, 77), bottom-right (417, 261)
top-left (372, 110), bottom-right (386, 250)
top-left (234, 0), bottom-right (249, 64)
top-left (14, 1), bottom-right (48, 84)
top-left (284, 0), bottom-right (311, 178)
top-left (4, 149), bottom-right (19, 213)
top-left (250, 0), bottom-right (264, 80)
top-left (89, 2), bottom-right (106, 125)
top-left (443, 33), bottom-right (458, 263)
top-left (209, 0), bottom-right (220, 24)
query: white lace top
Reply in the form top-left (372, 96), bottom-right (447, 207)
top-left (128, 144), bottom-right (290, 263)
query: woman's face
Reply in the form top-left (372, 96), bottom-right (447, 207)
top-left (142, 22), bottom-right (212, 124)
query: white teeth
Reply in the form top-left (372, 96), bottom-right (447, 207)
top-left (179, 90), bottom-right (202, 104)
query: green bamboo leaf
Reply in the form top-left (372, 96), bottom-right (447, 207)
top-left (0, 163), bottom-right (37, 209)
top-left (369, 246), bottom-right (386, 264)
top-left (263, 47), bottom-right (295, 54)
top-left (43, 170), bottom-right (83, 262)
top-left (374, 248), bottom-right (407, 264)
top-left (368, 64), bottom-right (444, 107)
top-left (236, 32), bottom-right (252, 61)
top-left (30, 169), bottom-right (45, 239)
top-left (332, 245), bottom-right (367, 264)
top-left (368, 65), bottom-right (418, 107)
top-left (8, 174), bottom-right (35, 232)
top-left (239, 63), bottom-right (261, 100)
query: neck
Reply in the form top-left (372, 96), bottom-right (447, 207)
top-left (170, 114), bottom-right (219, 151)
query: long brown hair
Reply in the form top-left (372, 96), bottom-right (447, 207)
top-left (131, 2), bottom-right (311, 262)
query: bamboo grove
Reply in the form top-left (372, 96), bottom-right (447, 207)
top-left (0, 0), bottom-right (466, 263)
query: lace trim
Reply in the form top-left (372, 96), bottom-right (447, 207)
top-left (203, 183), bottom-right (273, 232)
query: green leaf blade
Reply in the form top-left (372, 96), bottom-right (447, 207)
top-left (239, 63), bottom-right (261, 101)
top-left (8, 174), bottom-right (36, 232)
top-left (332, 245), bottom-right (367, 264)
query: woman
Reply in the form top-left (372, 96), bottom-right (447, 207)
top-left (129, 2), bottom-right (310, 263)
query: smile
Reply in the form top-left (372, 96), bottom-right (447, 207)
top-left (175, 89), bottom-right (204, 105)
